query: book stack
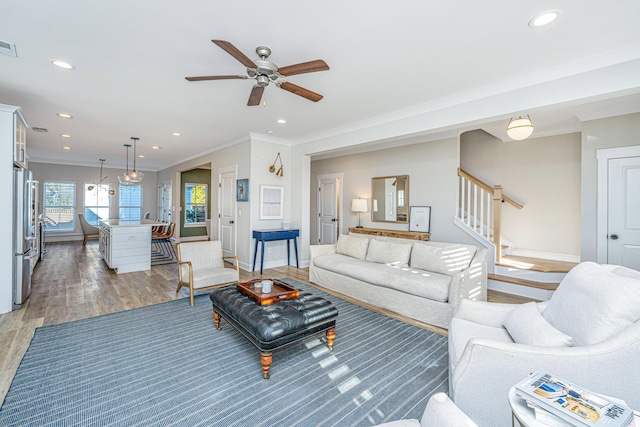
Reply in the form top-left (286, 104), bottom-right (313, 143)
top-left (515, 371), bottom-right (635, 427)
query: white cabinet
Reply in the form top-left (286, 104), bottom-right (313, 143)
top-left (99, 220), bottom-right (153, 274)
top-left (13, 111), bottom-right (27, 168)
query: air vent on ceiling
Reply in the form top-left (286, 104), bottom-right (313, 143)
top-left (0, 40), bottom-right (17, 57)
top-left (32, 127), bottom-right (48, 133)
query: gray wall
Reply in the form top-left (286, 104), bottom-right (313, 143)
top-left (460, 130), bottom-right (581, 257)
top-left (310, 137), bottom-right (477, 246)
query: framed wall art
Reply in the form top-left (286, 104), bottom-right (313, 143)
top-left (236, 178), bottom-right (249, 202)
top-left (260, 185), bottom-right (284, 219)
top-left (409, 206), bottom-right (431, 232)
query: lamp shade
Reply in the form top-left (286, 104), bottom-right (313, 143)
top-left (351, 198), bottom-right (368, 213)
top-left (506, 115), bottom-right (534, 140)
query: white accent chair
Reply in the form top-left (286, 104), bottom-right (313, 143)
top-left (78, 213), bottom-right (99, 246)
top-left (373, 393), bottom-right (477, 427)
top-left (176, 241), bottom-right (239, 306)
top-left (449, 262), bottom-right (640, 427)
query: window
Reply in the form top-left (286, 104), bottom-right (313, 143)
top-left (84, 183), bottom-right (111, 226)
top-left (43, 182), bottom-right (76, 231)
top-left (119, 185), bottom-right (142, 220)
top-left (185, 183), bottom-right (207, 225)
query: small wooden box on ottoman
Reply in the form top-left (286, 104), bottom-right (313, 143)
top-left (210, 280), bottom-right (338, 379)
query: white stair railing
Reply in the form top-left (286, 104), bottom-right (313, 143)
top-left (457, 169), bottom-right (522, 263)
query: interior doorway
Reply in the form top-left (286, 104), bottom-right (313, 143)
top-left (596, 146), bottom-right (640, 270)
top-left (218, 165), bottom-right (237, 258)
top-left (316, 173), bottom-right (343, 245)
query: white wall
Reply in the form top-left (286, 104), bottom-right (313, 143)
top-left (460, 130), bottom-right (581, 257)
top-left (29, 162), bottom-right (158, 241)
top-left (581, 112), bottom-right (640, 262)
top-left (310, 137), bottom-right (478, 246)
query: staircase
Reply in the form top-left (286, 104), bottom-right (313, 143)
top-left (455, 169), bottom-right (576, 300)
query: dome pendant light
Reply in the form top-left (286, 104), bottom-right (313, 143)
top-left (506, 115), bottom-right (534, 140)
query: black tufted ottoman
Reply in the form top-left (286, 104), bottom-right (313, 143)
top-left (209, 283), bottom-right (338, 379)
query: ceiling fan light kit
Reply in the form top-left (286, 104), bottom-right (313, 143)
top-left (186, 39), bottom-right (329, 106)
top-left (506, 115), bottom-right (534, 140)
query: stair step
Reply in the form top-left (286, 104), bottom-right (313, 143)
top-left (488, 273), bottom-right (559, 291)
top-left (497, 255), bottom-right (577, 273)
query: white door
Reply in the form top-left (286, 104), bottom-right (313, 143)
top-left (218, 166), bottom-right (236, 258)
top-left (317, 175), bottom-right (340, 244)
top-left (608, 156), bottom-right (640, 270)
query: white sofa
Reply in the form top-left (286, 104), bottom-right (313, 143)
top-left (449, 262), bottom-right (640, 427)
top-left (309, 233), bottom-right (487, 329)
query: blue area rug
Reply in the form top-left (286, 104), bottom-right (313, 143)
top-left (0, 279), bottom-right (448, 426)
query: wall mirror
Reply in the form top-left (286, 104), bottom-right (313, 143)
top-left (371, 175), bottom-right (409, 223)
top-left (260, 185), bottom-right (284, 219)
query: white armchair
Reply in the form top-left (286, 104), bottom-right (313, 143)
top-left (176, 241), bottom-right (239, 306)
top-left (373, 393), bottom-right (477, 427)
top-left (449, 262), bottom-right (640, 427)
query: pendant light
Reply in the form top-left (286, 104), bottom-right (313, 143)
top-left (88, 159), bottom-right (115, 195)
top-left (118, 144), bottom-right (132, 185)
top-left (127, 137), bottom-right (144, 183)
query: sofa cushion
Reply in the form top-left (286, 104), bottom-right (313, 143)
top-left (336, 233), bottom-right (370, 260)
top-left (410, 242), bottom-right (477, 275)
top-left (543, 262), bottom-right (640, 346)
top-left (504, 302), bottom-right (573, 347)
top-left (313, 253), bottom-right (451, 302)
top-left (365, 238), bottom-right (412, 266)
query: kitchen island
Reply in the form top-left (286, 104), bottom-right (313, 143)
top-left (99, 219), bottom-right (157, 274)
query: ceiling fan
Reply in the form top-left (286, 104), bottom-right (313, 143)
top-left (185, 40), bottom-right (330, 106)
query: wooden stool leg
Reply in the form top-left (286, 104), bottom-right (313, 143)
top-left (213, 311), bottom-right (221, 330)
top-left (326, 327), bottom-right (336, 351)
top-left (260, 352), bottom-right (272, 379)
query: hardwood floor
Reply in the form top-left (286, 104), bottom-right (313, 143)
top-left (0, 241), bottom-right (533, 404)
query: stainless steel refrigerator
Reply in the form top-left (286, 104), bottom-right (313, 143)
top-left (13, 166), bottom-right (38, 309)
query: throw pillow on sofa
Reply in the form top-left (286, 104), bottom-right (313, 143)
top-left (410, 242), bottom-right (476, 275)
top-left (364, 238), bottom-right (412, 266)
top-left (542, 262), bottom-right (640, 346)
top-left (503, 302), bottom-right (573, 347)
top-left (336, 233), bottom-right (370, 260)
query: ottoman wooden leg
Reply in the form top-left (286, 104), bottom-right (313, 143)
top-left (213, 311), bottom-right (221, 330)
top-left (326, 327), bottom-right (336, 350)
top-left (260, 352), bottom-right (272, 380)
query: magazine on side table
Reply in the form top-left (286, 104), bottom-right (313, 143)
top-left (514, 370), bottom-right (633, 427)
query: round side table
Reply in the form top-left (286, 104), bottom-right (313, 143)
top-left (508, 386), bottom-right (541, 427)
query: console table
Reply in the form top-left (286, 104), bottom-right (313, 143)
top-left (348, 227), bottom-right (430, 241)
top-left (252, 229), bottom-right (300, 274)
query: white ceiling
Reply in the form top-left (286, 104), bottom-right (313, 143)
top-left (2, 1), bottom-right (640, 171)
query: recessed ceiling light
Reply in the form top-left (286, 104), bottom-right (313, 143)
top-left (151, 146), bottom-right (161, 149)
top-left (529, 10), bottom-right (561, 28)
top-left (50, 59), bottom-right (75, 70)
top-left (276, 119), bottom-right (286, 124)
top-left (138, 155), bottom-right (144, 158)
top-left (60, 134), bottom-right (71, 138)
top-left (61, 146), bottom-right (72, 150)
top-left (172, 132), bottom-right (181, 136)
top-left (57, 113), bottom-right (73, 119)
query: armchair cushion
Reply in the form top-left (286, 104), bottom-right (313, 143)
top-left (448, 317), bottom-right (512, 372)
top-left (543, 262), bottom-right (640, 346)
top-left (504, 302), bottom-right (573, 347)
top-left (336, 233), bottom-right (370, 260)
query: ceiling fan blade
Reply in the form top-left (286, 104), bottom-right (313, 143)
top-left (247, 85), bottom-right (265, 106)
top-left (277, 60), bottom-right (329, 76)
top-left (185, 75), bottom-right (247, 81)
top-left (279, 82), bottom-right (323, 102)
top-left (212, 40), bottom-right (257, 69)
